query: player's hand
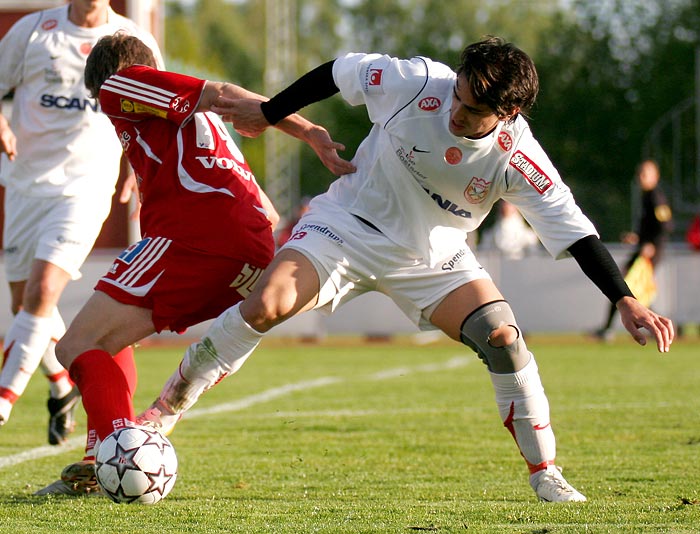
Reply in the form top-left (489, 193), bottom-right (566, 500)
top-left (616, 296), bottom-right (674, 352)
top-left (119, 172), bottom-right (141, 221)
top-left (305, 126), bottom-right (356, 176)
top-left (211, 97), bottom-right (270, 138)
top-left (0, 118), bottom-right (17, 161)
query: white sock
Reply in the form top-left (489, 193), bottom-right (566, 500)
top-left (160, 303), bottom-right (263, 414)
top-left (489, 357), bottom-right (556, 472)
top-left (0, 397), bottom-right (12, 424)
top-left (38, 310), bottom-right (73, 398)
top-left (0, 310), bottom-right (55, 400)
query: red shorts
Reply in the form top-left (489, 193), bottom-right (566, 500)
top-left (95, 236), bottom-right (266, 333)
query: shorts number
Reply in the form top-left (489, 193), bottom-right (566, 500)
top-left (230, 263), bottom-right (263, 298)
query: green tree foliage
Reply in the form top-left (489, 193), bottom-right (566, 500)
top-left (533, 0), bottom-right (698, 239)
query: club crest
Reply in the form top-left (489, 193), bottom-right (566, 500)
top-left (464, 177), bottom-right (490, 204)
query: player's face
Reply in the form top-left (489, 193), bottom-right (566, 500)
top-left (449, 73), bottom-right (503, 139)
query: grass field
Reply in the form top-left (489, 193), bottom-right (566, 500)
top-left (0, 334), bottom-right (699, 533)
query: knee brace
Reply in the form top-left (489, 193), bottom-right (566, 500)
top-left (459, 300), bottom-right (530, 373)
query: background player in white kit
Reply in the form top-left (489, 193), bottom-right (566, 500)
top-left (91, 37), bottom-right (672, 502)
top-left (0, 0), bottom-right (162, 444)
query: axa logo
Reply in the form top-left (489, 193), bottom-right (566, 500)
top-left (509, 151), bottom-right (553, 194)
top-left (498, 131), bottom-right (513, 151)
top-left (422, 187), bottom-right (472, 218)
top-left (418, 97), bottom-right (441, 111)
top-left (195, 156), bottom-right (254, 181)
top-left (40, 94), bottom-right (98, 112)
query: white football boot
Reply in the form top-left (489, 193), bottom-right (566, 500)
top-left (530, 465), bottom-right (587, 502)
top-left (135, 399), bottom-right (181, 436)
top-left (34, 460), bottom-right (101, 496)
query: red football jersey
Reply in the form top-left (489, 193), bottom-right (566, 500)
top-left (99, 65), bottom-right (274, 266)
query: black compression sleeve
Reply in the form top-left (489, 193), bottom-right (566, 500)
top-left (568, 235), bottom-right (635, 304)
top-left (260, 60), bottom-right (339, 125)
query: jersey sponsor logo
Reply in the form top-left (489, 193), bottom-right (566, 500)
top-left (412, 145), bottom-right (430, 153)
top-left (195, 156), bottom-right (255, 181)
top-left (396, 146), bottom-right (430, 181)
top-left (498, 131), bottom-right (513, 151)
top-left (291, 223), bottom-right (344, 245)
top-left (56, 235), bottom-right (82, 246)
top-left (121, 98), bottom-right (168, 119)
top-left (171, 97), bottom-right (191, 114)
top-left (40, 94), bottom-right (98, 112)
top-left (464, 176), bottom-right (490, 204)
top-left (444, 146), bottom-right (462, 165)
top-left (422, 187), bottom-right (472, 218)
top-left (441, 248), bottom-right (467, 271)
top-left (509, 151), bottom-right (553, 194)
top-left (418, 97), bottom-right (441, 111)
top-left (41, 19), bottom-right (58, 31)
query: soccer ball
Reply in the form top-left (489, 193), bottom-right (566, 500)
top-left (95, 426), bottom-right (178, 504)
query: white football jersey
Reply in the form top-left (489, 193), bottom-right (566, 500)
top-left (0, 6), bottom-right (163, 197)
top-left (326, 53), bottom-right (597, 265)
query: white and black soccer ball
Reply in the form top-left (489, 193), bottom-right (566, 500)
top-left (95, 426), bottom-right (178, 504)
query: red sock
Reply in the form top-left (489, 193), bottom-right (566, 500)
top-left (69, 349), bottom-right (134, 440)
top-left (82, 346), bottom-right (138, 455)
top-left (113, 346), bottom-right (137, 396)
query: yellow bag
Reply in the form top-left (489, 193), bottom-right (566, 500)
top-left (624, 256), bottom-right (656, 307)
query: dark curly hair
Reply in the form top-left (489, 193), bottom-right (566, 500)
top-left (456, 36), bottom-right (538, 122)
top-left (85, 32), bottom-right (157, 98)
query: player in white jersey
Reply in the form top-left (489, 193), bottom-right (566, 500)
top-left (135, 37), bottom-right (674, 502)
top-left (0, 0), bottom-right (163, 444)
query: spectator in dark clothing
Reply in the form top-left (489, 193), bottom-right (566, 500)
top-left (595, 159), bottom-right (672, 341)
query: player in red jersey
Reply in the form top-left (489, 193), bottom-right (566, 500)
top-left (34, 32), bottom-right (354, 496)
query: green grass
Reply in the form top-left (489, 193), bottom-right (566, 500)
top-left (0, 335), bottom-right (699, 533)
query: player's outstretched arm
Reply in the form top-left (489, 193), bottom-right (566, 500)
top-left (616, 296), bottom-right (674, 352)
top-left (211, 60), bottom-right (338, 139)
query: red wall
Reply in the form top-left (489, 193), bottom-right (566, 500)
top-left (0, 0), bottom-right (130, 249)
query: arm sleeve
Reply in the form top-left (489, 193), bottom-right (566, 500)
top-left (100, 66), bottom-right (205, 126)
top-left (259, 60), bottom-right (339, 125)
top-left (0, 13), bottom-right (37, 96)
top-left (567, 235), bottom-right (635, 304)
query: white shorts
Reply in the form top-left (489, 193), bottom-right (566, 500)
top-left (280, 204), bottom-right (491, 330)
top-left (3, 188), bottom-right (112, 282)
